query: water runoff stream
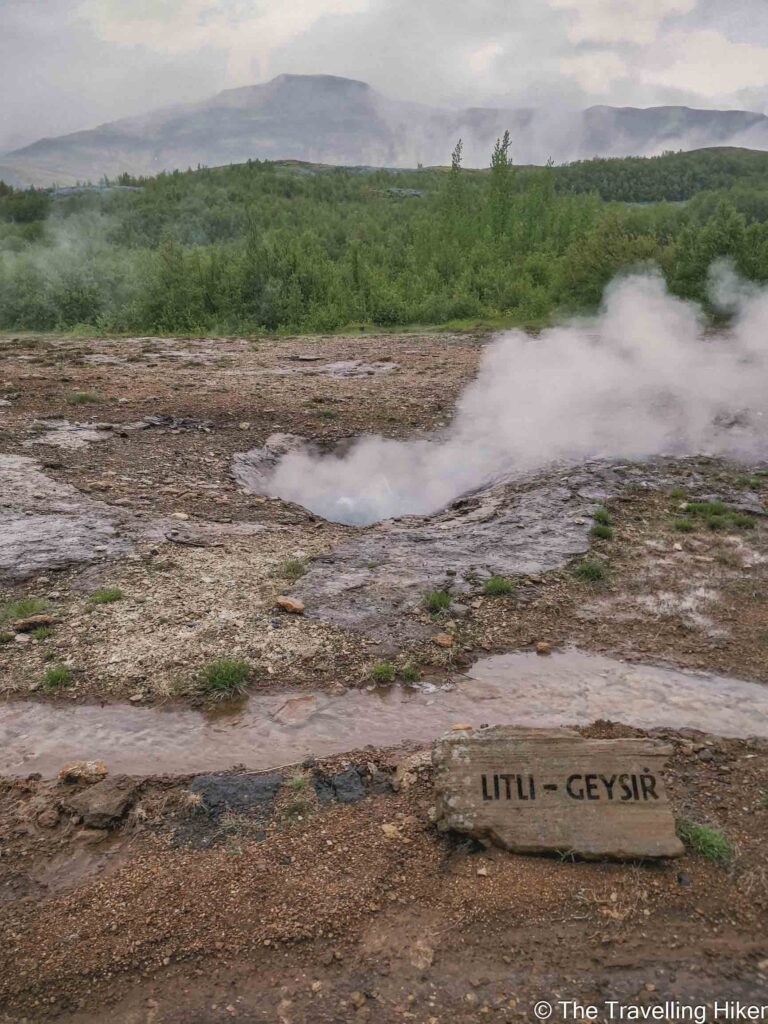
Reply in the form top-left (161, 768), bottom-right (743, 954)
top-left (1, 650), bottom-right (766, 778)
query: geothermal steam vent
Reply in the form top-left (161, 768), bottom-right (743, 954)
top-left (236, 269), bottom-right (768, 527)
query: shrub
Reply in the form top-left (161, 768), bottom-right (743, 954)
top-left (400, 663), bottom-right (419, 683)
top-left (483, 576), bottom-right (515, 596)
top-left (676, 819), bottom-right (732, 863)
top-left (590, 524), bottom-right (613, 540)
top-left (574, 559), bottom-right (606, 582)
top-left (424, 590), bottom-right (451, 613)
top-left (42, 665), bottom-right (72, 691)
top-left (593, 507), bottom-right (612, 525)
top-left (198, 658), bottom-right (252, 699)
top-left (90, 587), bottom-right (124, 604)
top-left (370, 660), bottom-right (396, 684)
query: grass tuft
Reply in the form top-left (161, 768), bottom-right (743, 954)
top-left (593, 508), bottom-right (613, 526)
top-left (278, 558), bottom-right (307, 582)
top-left (42, 665), bottom-right (72, 691)
top-left (676, 818), bottom-right (732, 863)
top-left (1, 596), bottom-right (48, 621)
top-left (66, 391), bottom-right (103, 405)
top-left (400, 663), bottom-right (419, 683)
top-left (590, 524), bottom-right (613, 541)
top-left (574, 559), bottom-right (606, 583)
top-left (424, 589), bottom-right (451, 614)
top-left (370, 660), bottom-right (396, 684)
top-left (31, 625), bottom-right (53, 640)
top-left (90, 587), bottom-right (124, 605)
top-left (673, 518), bottom-right (695, 533)
top-left (483, 575), bottom-right (515, 596)
top-left (197, 658), bottom-right (252, 699)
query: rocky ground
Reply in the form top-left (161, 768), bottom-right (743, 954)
top-left (1, 330), bottom-right (767, 1022)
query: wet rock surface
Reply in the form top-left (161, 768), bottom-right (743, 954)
top-left (289, 462), bottom-right (623, 637)
top-left (0, 454), bottom-right (132, 578)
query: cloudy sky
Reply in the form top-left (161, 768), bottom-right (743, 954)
top-left (2, 0), bottom-right (768, 152)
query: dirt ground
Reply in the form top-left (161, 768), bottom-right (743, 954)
top-left (1, 331), bottom-right (766, 703)
top-left (1, 331), bottom-right (767, 1022)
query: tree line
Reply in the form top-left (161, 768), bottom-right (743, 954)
top-left (1, 144), bottom-right (768, 333)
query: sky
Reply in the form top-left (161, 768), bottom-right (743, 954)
top-left (2, 0), bottom-right (768, 152)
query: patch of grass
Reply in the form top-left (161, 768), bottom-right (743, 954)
top-left (319, 408), bottom-right (337, 420)
top-left (278, 558), bottom-right (307, 582)
top-left (424, 589), bottom-right (451, 613)
top-left (400, 663), bottom-right (419, 683)
top-left (676, 819), bottom-right (732, 863)
top-left (370, 660), bottom-right (396, 684)
top-left (285, 798), bottom-right (313, 820)
top-left (590, 524), bottom-right (613, 541)
top-left (574, 559), bottom-right (606, 583)
top-left (483, 576), bottom-right (515, 596)
top-left (673, 518), bottom-right (695, 533)
top-left (287, 776), bottom-right (307, 791)
top-left (89, 586), bottom-right (124, 605)
top-left (593, 507), bottom-right (613, 526)
top-left (736, 475), bottom-right (762, 491)
top-left (30, 625), bottom-right (53, 640)
top-left (1, 596), bottom-right (48, 621)
top-left (682, 501), bottom-right (757, 534)
top-left (42, 665), bottom-right (72, 691)
top-left (197, 658), bottom-right (252, 699)
top-left (66, 391), bottom-right (103, 405)
top-left (669, 487), bottom-right (686, 499)
top-left (0, 631), bottom-right (13, 645)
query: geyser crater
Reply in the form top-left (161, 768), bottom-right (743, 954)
top-left (235, 266), bottom-right (768, 528)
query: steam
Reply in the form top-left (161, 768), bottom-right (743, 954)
top-left (265, 263), bottom-right (768, 525)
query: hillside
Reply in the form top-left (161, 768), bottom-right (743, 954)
top-left (3, 74), bottom-right (768, 186)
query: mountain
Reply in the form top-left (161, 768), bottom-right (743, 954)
top-left (3, 74), bottom-right (768, 186)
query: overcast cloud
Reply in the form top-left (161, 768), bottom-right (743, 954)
top-left (2, 0), bottom-right (767, 152)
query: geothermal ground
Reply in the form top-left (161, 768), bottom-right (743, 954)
top-left (0, 331), bottom-right (767, 1022)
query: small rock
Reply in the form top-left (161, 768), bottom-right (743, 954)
top-left (58, 760), bottom-right (108, 785)
top-left (276, 596), bottom-right (305, 614)
top-left (12, 614), bottom-right (60, 633)
top-left (170, 511), bottom-right (190, 520)
top-left (535, 641), bottom-right (551, 656)
top-left (350, 992), bottom-right (367, 1009)
top-left (36, 806), bottom-right (60, 829)
top-left (129, 692), bottom-right (144, 703)
top-left (677, 872), bottom-right (692, 887)
top-left (238, 422), bottom-right (251, 430)
top-left (432, 633), bottom-right (453, 648)
top-left (451, 723), bottom-right (473, 731)
top-left (381, 823), bottom-right (400, 839)
top-left (75, 828), bottom-right (108, 844)
top-left (330, 767), bottom-right (366, 804)
top-left (477, 866), bottom-right (488, 877)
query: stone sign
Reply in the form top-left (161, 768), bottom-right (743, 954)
top-left (432, 726), bottom-right (683, 859)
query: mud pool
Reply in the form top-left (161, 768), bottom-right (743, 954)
top-left (2, 650), bottom-right (766, 778)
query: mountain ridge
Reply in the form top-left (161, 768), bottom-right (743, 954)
top-left (3, 73), bottom-right (768, 187)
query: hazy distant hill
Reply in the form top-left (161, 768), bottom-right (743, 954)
top-left (3, 73), bottom-right (768, 186)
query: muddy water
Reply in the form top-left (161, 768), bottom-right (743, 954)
top-left (1, 651), bottom-right (766, 778)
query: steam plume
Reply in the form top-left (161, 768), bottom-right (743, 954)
top-left (265, 264), bottom-right (768, 525)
